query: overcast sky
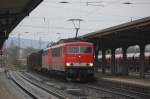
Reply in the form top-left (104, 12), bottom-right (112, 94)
top-left (10, 0), bottom-right (150, 42)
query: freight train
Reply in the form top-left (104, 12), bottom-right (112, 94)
top-left (27, 41), bottom-right (95, 81)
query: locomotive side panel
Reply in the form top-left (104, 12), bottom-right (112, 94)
top-left (42, 49), bottom-right (49, 69)
top-left (47, 48), bottom-right (52, 69)
top-left (51, 46), bottom-right (65, 71)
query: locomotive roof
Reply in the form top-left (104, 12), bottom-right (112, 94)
top-left (63, 41), bottom-right (93, 46)
top-left (44, 41), bottom-right (93, 50)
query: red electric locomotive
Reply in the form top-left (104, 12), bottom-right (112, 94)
top-left (42, 41), bottom-right (94, 80)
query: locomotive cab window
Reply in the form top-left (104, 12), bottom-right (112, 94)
top-left (68, 46), bottom-right (92, 54)
top-left (80, 46), bottom-right (92, 54)
top-left (68, 46), bottom-right (79, 54)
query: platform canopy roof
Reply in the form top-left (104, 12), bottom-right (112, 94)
top-left (80, 16), bottom-right (150, 50)
top-left (0, 0), bottom-right (43, 49)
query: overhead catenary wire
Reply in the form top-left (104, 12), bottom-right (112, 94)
top-left (30, 0), bottom-right (144, 22)
top-left (17, 24), bottom-right (95, 31)
top-left (11, 0), bottom-right (150, 42)
top-left (24, 15), bottom-right (142, 23)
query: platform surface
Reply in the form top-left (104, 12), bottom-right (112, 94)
top-left (0, 68), bottom-right (31, 99)
top-left (96, 72), bottom-right (150, 88)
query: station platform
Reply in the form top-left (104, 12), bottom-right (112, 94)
top-left (96, 73), bottom-right (150, 87)
top-left (95, 72), bottom-right (150, 94)
top-left (0, 68), bottom-right (31, 99)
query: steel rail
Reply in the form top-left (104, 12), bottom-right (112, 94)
top-left (17, 72), bottom-right (67, 99)
top-left (8, 71), bottom-right (38, 99)
top-left (84, 84), bottom-right (149, 99)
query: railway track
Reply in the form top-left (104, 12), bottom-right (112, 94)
top-left (94, 79), bottom-right (150, 99)
top-left (8, 71), bottom-right (67, 99)
top-left (22, 71), bottom-right (150, 99)
top-left (83, 84), bottom-right (149, 99)
top-left (18, 72), bottom-right (88, 99)
top-left (20, 71), bottom-right (116, 99)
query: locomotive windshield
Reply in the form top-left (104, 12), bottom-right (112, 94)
top-left (68, 46), bottom-right (92, 54)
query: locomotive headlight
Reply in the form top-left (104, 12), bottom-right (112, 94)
top-left (66, 63), bottom-right (71, 66)
top-left (89, 63), bottom-right (93, 67)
